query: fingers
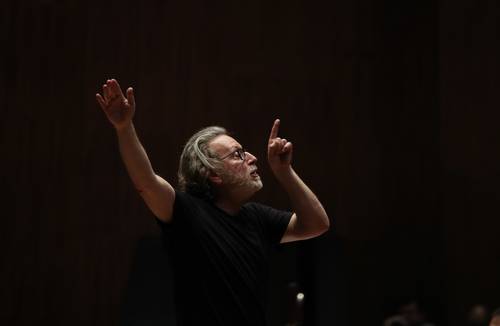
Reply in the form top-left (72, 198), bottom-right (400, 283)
top-left (109, 79), bottom-right (125, 98)
top-left (103, 84), bottom-right (111, 103)
top-left (282, 141), bottom-right (293, 154)
top-left (268, 137), bottom-right (292, 154)
top-left (98, 78), bottom-right (133, 107)
top-left (267, 142), bottom-right (281, 159)
top-left (269, 119), bottom-right (280, 140)
top-left (101, 79), bottom-right (124, 103)
top-left (267, 119), bottom-right (293, 166)
top-left (96, 93), bottom-right (106, 110)
top-left (126, 87), bottom-right (135, 108)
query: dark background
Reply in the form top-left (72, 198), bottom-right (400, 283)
top-left (2, 0), bottom-right (500, 325)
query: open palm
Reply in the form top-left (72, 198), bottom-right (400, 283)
top-left (96, 79), bottom-right (135, 130)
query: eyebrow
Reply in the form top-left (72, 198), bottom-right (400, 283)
top-left (219, 145), bottom-right (239, 154)
top-left (227, 146), bottom-right (244, 156)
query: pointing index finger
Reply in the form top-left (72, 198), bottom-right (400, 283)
top-left (269, 119), bottom-right (280, 140)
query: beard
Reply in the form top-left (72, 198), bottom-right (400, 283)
top-left (220, 169), bottom-right (263, 194)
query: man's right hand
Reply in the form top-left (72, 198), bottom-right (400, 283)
top-left (96, 78), bottom-right (175, 223)
top-left (96, 79), bottom-right (136, 130)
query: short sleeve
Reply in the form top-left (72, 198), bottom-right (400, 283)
top-left (246, 203), bottom-right (293, 245)
top-left (154, 190), bottom-right (191, 231)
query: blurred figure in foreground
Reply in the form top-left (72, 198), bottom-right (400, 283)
top-left (466, 304), bottom-right (489, 326)
top-left (384, 299), bottom-right (436, 326)
top-left (490, 308), bottom-right (500, 326)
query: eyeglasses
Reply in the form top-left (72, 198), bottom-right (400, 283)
top-left (220, 148), bottom-right (246, 161)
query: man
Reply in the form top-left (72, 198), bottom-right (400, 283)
top-left (96, 79), bottom-right (330, 325)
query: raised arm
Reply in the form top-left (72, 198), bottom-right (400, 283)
top-left (96, 79), bottom-right (175, 222)
top-left (267, 119), bottom-right (330, 243)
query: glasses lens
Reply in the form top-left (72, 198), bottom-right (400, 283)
top-left (238, 149), bottom-right (245, 161)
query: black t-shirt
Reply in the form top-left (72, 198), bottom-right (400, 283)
top-left (156, 190), bottom-right (292, 326)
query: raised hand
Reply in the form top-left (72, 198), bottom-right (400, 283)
top-left (267, 119), bottom-right (293, 176)
top-left (96, 79), bottom-right (135, 130)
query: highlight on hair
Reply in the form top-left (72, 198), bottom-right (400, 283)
top-left (178, 126), bottom-right (227, 200)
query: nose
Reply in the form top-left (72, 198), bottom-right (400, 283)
top-left (245, 151), bottom-right (257, 164)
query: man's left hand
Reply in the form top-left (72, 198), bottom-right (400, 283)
top-left (267, 119), bottom-right (293, 177)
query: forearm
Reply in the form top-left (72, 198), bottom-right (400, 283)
top-left (116, 123), bottom-right (157, 191)
top-left (276, 167), bottom-right (330, 232)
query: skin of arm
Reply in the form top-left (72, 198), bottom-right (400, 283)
top-left (267, 119), bottom-right (330, 243)
top-left (96, 79), bottom-right (175, 222)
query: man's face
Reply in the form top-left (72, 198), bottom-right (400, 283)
top-left (209, 135), bottom-right (263, 194)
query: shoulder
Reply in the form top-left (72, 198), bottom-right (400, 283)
top-left (244, 201), bottom-right (273, 212)
top-left (243, 201), bottom-right (293, 225)
top-left (244, 201), bottom-right (290, 215)
top-left (243, 202), bottom-right (293, 244)
top-left (243, 202), bottom-right (272, 218)
top-left (156, 190), bottom-right (209, 225)
top-left (174, 189), bottom-right (208, 206)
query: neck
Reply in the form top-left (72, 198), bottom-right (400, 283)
top-left (214, 188), bottom-right (252, 216)
top-left (214, 198), bottom-right (242, 216)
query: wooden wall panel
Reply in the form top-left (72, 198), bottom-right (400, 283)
top-left (440, 1), bottom-right (500, 324)
top-left (3, 1), bottom-right (500, 325)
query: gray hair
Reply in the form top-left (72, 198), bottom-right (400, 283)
top-left (178, 126), bottom-right (227, 200)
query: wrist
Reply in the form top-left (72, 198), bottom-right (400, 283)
top-left (115, 121), bottom-right (134, 134)
top-left (273, 165), bottom-right (294, 183)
